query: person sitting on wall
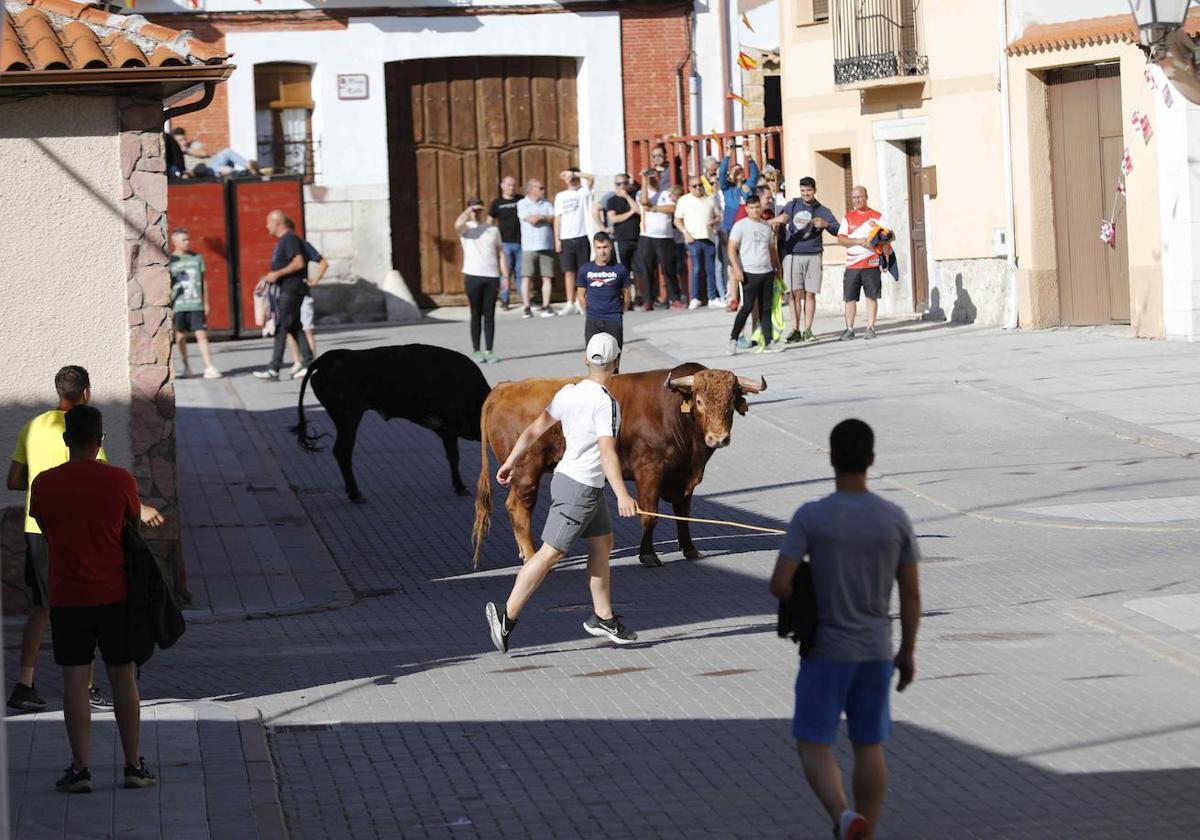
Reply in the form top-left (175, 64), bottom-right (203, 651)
top-left (184, 141), bottom-right (258, 178)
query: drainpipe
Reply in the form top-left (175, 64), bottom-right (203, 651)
top-left (718, 0), bottom-right (733, 131)
top-left (163, 81), bottom-right (217, 123)
top-left (675, 11), bottom-right (692, 137)
top-left (998, 0), bottom-right (1019, 330)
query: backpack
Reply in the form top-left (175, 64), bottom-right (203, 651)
top-left (776, 562), bottom-right (818, 656)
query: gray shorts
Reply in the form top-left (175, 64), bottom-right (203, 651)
top-left (24, 533), bottom-right (48, 608)
top-left (541, 472), bottom-right (612, 552)
top-left (521, 249), bottom-right (557, 278)
top-left (300, 295), bottom-right (314, 329)
top-left (784, 254), bottom-right (823, 294)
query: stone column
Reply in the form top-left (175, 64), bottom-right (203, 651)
top-left (119, 94), bottom-right (186, 600)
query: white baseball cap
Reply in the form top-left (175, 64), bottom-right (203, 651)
top-left (585, 332), bottom-right (621, 366)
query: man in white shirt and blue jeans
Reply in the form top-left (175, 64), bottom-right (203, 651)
top-left (485, 333), bottom-right (639, 653)
top-left (769, 419), bottom-right (921, 840)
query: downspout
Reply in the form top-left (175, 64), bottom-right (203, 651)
top-left (675, 11), bottom-right (692, 137)
top-left (163, 80), bottom-right (217, 123)
top-left (998, 0), bottom-right (1019, 330)
top-left (719, 0), bottom-right (733, 131)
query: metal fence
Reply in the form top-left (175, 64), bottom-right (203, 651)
top-left (832, 0), bottom-right (929, 86)
top-left (629, 128), bottom-right (783, 186)
top-left (255, 137), bottom-right (320, 182)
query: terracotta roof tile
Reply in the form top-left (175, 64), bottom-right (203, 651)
top-left (1, 0), bottom-right (230, 75)
top-left (1008, 10), bottom-right (1200, 55)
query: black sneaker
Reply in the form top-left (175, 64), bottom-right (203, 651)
top-left (583, 613), bottom-right (638, 645)
top-left (88, 685), bottom-right (112, 711)
top-left (7, 682), bottom-right (47, 713)
top-left (485, 602), bottom-right (516, 654)
top-left (785, 329), bottom-right (803, 343)
top-left (56, 765), bottom-right (92, 794)
top-left (123, 757), bottom-right (157, 789)
top-left (522, 307), bottom-right (533, 319)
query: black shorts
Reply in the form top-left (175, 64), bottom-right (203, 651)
top-left (559, 237), bottom-right (592, 273)
top-left (51, 602), bottom-right (133, 667)
top-left (585, 318), bottom-right (624, 349)
top-left (843, 267), bottom-right (882, 302)
top-left (173, 310), bottom-right (207, 332)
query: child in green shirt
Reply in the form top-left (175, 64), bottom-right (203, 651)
top-left (168, 229), bottom-right (222, 378)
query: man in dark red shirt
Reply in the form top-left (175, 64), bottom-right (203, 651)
top-left (29, 406), bottom-right (157, 793)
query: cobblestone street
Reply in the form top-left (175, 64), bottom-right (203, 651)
top-left (9, 307), bottom-right (1200, 838)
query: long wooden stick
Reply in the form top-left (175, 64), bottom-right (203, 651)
top-left (636, 507), bottom-right (786, 535)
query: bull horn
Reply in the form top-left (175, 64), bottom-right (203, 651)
top-left (737, 375), bottom-right (767, 394)
top-left (667, 374), bottom-right (695, 390)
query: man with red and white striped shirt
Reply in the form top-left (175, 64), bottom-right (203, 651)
top-left (836, 186), bottom-right (889, 341)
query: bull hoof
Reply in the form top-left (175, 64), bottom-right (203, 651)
top-left (638, 553), bottom-right (663, 568)
top-left (682, 547), bottom-right (701, 561)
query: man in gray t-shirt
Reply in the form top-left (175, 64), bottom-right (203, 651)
top-left (769, 419), bottom-right (921, 840)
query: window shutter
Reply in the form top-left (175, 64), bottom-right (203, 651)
top-left (813, 0), bottom-right (830, 22)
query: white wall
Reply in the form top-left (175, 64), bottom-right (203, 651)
top-left (692, 0), bottom-right (779, 135)
top-left (1154, 66), bottom-right (1200, 340)
top-left (223, 12), bottom-right (626, 189)
top-left (1007, 0), bottom-right (1137, 38)
top-left (0, 96), bottom-right (132, 471)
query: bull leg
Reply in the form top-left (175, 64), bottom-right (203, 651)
top-left (636, 477), bottom-right (664, 568)
top-left (506, 482), bottom-right (539, 561)
top-left (674, 495), bottom-right (701, 560)
top-left (332, 411), bottom-right (365, 502)
top-left (440, 433), bottom-right (468, 496)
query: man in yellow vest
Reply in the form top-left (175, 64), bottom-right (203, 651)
top-left (6, 366), bottom-right (162, 712)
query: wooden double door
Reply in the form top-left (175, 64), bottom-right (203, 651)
top-left (386, 57), bottom-right (580, 304)
top-left (1047, 63), bottom-right (1130, 325)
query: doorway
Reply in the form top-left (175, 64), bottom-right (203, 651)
top-left (1047, 63), bottom-right (1130, 325)
top-left (384, 57), bottom-right (580, 305)
top-left (904, 139), bottom-right (929, 311)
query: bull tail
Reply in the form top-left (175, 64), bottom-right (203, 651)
top-left (289, 362), bottom-right (328, 452)
top-left (471, 392), bottom-right (497, 569)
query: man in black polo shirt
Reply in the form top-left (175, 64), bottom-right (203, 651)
top-left (604, 174), bottom-right (641, 307)
top-left (253, 210), bottom-right (314, 381)
top-left (488, 175), bottom-right (523, 311)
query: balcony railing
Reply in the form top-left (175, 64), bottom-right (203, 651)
top-left (832, 0), bottom-right (928, 87)
top-left (256, 137), bottom-right (319, 183)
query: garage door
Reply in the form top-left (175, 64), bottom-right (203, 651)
top-left (386, 56), bottom-right (579, 304)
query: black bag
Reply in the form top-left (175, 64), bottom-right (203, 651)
top-left (124, 523), bottom-right (186, 666)
top-left (776, 562), bottom-right (818, 656)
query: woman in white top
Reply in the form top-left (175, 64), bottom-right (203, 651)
top-left (456, 198), bottom-right (506, 363)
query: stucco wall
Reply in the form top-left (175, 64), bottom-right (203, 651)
top-left (779, 0), bottom-right (1011, 323)
top-left (0, 95), bottom-right (131, 470)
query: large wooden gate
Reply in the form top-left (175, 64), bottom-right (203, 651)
top-left (1047, 64), bottom-right (1130, 325)
top-left (386, 57), bottom-right (579, 304)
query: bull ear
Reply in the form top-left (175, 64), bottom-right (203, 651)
top-left (667, 374), bottom-right (695, 392)
top-left (734, 396), bottom-right (749, 415)
top-left (736, 375), bottom-right (766, 394)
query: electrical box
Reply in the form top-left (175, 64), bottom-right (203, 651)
top-left (992, 227), bottom-right (1011, 258)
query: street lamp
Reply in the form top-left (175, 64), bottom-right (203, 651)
top-left (1130, 0), bottom-right (1194, 59)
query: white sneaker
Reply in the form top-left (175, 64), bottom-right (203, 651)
top-left (838, 810), bottom-right (869, 840)
top-left (688, 298), bottom-right (702, 310)
top-left (539, 307), bottom-right (557, 318)
top-left (560, 303), bottom-right (578, 316)
top-left (288, 362), bottom-right (301, 375)
top-left (203, 367), bottom-right (223, 379)
top-left (292, 367), bottom-right (308, 380)
top-left (727, 339), bottom-right (737, 356)
top-left (251, 369), bottom-right (279, 380)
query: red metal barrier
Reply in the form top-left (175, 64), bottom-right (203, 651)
top-left (166, 181), bottom-right (234, 332)
top-left (629, 127), bottom-right (783, 183)
top-left (229, 178), bottom-right (306, 335)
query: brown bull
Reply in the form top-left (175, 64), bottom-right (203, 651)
top-left (471, 363), bottom-right (765, 568)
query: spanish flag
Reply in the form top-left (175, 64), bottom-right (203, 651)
top-left (742, 13), bottom-right (755, 32)
top-left (726, 92), bottom-right (749, 108)
top-left (737, 51), bottom-right (759, 71)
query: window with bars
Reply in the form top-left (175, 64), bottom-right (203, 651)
top-left (254, 62), bottom-right (317, 183)
top-left (814, 0), bottom-right (830, 22)
top-left (831, 0), bottom-right (928, 85)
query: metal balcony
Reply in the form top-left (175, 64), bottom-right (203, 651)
top-left (832, 0), bottom-right (929, 88)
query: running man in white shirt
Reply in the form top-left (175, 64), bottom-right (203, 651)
top-left (485, 333), bottom-right (639, 653)
top-left (553, 169), bottom-right (595, 316)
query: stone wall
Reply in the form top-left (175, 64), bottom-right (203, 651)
top-left (303, 183), bottom-right (391, 324)
top-left (738, 48), bottom-right (779, 131)
top-left (120, 94), bottom-right (184, 598)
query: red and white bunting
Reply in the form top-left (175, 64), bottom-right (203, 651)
top-left (1130, 111), bottom-right (1153, 144)
top-left (1099, 220), bottom-right (1116, 248)
top-left (1121, 147), bottom-right (1134, 176)
top-left (1117, 179), bottom-right (1126, 196)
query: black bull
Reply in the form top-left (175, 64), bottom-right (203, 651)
top-left (291, 345), bottom-right (491, 499)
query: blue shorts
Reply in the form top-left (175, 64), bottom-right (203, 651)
top-left (792, 659), bottom-right (894, 745)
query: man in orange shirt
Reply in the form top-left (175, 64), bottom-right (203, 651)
top-left (837, 186), bottom-right (890, 341)
top-left (30, 406), bottom-right (158, 793)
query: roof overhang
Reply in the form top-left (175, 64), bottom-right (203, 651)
top-left (0, 61), bottom-right (232, 95)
